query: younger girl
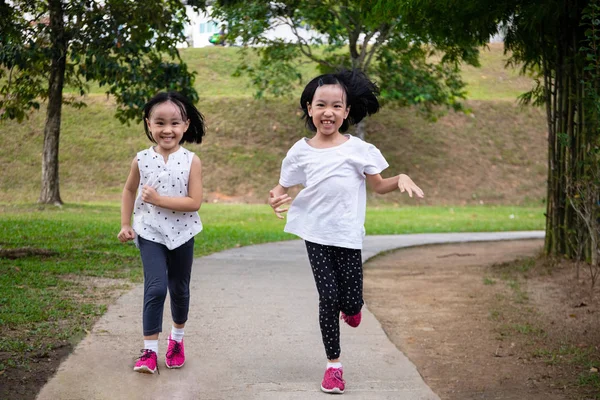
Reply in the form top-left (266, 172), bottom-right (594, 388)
top-left (117, 91), bottom-right (205, 374)
top-left (268, 70), bottom-right (424, 394)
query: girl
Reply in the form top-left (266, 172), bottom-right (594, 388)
top-left (268, 70), bottom-right (424, 394)
top-left (117, 91), bottom-right (205, 374)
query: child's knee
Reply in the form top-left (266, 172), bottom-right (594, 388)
top-left (145, 283), bottom-right (168, 302)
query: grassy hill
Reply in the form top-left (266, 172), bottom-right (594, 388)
top-left (0, 43), bottom-right (547, 206)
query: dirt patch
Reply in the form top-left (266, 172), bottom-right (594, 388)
top-left (0, 342), bottom-right (73, 400)
top-left (5, 240), bottom-right (598, 399)
top-left (0, 278), bottom-right (131, 400)
top-left (0, 247), bottom-right (58, 259)
top-left (364, 240), bottom-right (600, 399)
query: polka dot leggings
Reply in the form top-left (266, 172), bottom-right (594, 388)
top-left (305, 241), bottom-right (364, 360)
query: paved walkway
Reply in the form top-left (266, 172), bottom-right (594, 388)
top-left (37, 231), bottom-right (544, 400)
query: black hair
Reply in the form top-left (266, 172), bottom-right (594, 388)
top-left (300, 69), bottom-right (380, 133)
top-left (143, 91), bottom-right (206, 144)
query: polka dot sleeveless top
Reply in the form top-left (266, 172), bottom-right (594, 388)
top-left (133, 146), bottom-right (202, 250)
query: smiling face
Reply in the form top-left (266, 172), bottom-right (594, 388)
top-left (307, 84), bottom-right (350, 137)
top-left (145, 101), bottom-right (190, 155)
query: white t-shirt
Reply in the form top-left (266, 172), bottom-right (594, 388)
top-left (279, 134), bottom-right (389, 249)
top-left (133, 146), bottom-right (203, 250)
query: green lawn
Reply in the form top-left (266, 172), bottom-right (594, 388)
top-left (0, 42), bottom-right (545, 381)
top-left (0, 202), bottom-right (544, 357)
top-left (72, 44), bottom-right (531, 101)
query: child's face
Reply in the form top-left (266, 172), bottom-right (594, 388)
top-left (307, 84), bottom-right (350, 136)
top-left (146, 101), bottom-right (190, 153)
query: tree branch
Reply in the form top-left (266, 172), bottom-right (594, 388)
top-left (364, 23), bottom-right (393, 70)
top-left (284, 19), bottom-right (336, 69)
top-left (327, 4), bottom-right (360, 62)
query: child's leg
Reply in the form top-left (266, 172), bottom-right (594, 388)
top-left (134, 237), bottom-right (169, 373)
top-left (138, 237), bottom-right (170, 338)
top-left (305, 241), bottom-right (341, 361)
top-left (164, 238), bottom-right (194, 369)
top-left (166, 237), bottom-right (194, 328)
top-left (334, 247), bottom-right (363, 318)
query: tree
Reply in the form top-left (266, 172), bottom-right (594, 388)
top-left (0, 0), bottom-right (206, 205)
top-left (216, 0), bottom-right (600, 261)
top-left (211, 0), bottom-right (492, 138)
top-left (502, 0), bottom-right (600, 259)
top-left (352, 0), bottom-right (600, 261)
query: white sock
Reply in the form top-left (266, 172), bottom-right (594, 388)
top-left (327, 362), bottom-right (343, 369)
top-left (144, 340), bottom-right (159, 356)
top-left (171, 326), bottom-right (185, 342)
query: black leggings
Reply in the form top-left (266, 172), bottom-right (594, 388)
top-left (305, 241), bottom-right (364, 360)
top-left (138, 236), bottom-right (194, 336)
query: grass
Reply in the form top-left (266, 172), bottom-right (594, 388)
top-left (66, 43), bottom-right (532, 101)
top-left (0, 202), bottom-right (544, 367)
top-left (488, 256), bottom-right (600, 397)
top-left (0, 42), bottom-right (549, 394)
top-left (461, 43), bottom-right (535, 101)
top-left (112, 44), bottom-right (532, 101)
top-left (484, 277), bottom-right (497, 285)
top-left (366, 205), bottom-right (544, 233)
top-left (0, 98), bottom-right (549, 207)
top-left (578, 372), bottom-right (600, 397)
top-left (0, 44), bottom-right (547, 206)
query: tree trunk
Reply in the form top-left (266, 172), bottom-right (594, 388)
top-left (548, 11), bottom-right (576, 257)
top-left (544, 0), bottom-right (599, 261)
top-left (543, 56), bottom-right (556, 255)
top-left (355, 119), bottom-right (366, 140)
top-left (39, 0), bottom-right (67, 205)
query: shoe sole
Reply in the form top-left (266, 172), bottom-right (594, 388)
top-left (165, 361), bottom-right (185, 369)
top-left (133, 366), bottom-right (156, 374)
top-left (320, 385), bottom-right (344, 394)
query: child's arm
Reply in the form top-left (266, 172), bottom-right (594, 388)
top-left (268, 184), bottom-right (293, 219)
top-left (118, 157), bottom-right (140, 243)
top-left (141, 155), bottom-right (203, 212)
top-left (366, 173), bottom-right (425, 198)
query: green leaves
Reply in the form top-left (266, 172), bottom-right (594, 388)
top-left (211, 0), bottom-right (488, 118)
top-left (0, 0), bottom-right (200, 124)
top-left (374, 39), bottom-right (468, 119)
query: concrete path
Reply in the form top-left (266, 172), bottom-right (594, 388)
top-left (37, 231), bottom-right (544, 400)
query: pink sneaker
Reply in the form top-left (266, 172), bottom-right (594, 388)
top-left (321, 367), bottom-right (345, 394)
top-left (341, 311), bottom-right (362, 328)
top-left (165, 336), bottom-right (185, 368)
top-left (133, 349), bottom-right (158, 374)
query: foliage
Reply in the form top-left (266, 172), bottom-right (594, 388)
top-left (581, 1), bottom-right (600, 124)
top-left (0, 0), bottom-right (209, 204)
top-left (0, 0), bottom-right (203, 124)
top-left (374, 44), bottom-right (467, 116)
top-left (566, 3), bottom-right (600, 293)
top-left (211, 0), bottom-right (494, 118)
top-left (501, 0), bottom-right (600, 259)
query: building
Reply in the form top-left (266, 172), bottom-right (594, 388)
top-left (179, 6), bottom-right (503, 48)
top-left (180, 6), bottom-right (323, 48)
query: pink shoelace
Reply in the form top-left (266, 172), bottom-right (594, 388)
top-left (331, 368), bottom-right (344, 383)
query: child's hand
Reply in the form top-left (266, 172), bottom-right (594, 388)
top-left (117, 225), bottom-right (136, 242)
top-left (269, 190), bottom-right (292, 219)
top-left (141, 184), bottom-right (160, 205)
top-left (398, 174), bottom-right (424, 198)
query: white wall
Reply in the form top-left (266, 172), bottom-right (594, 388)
top-left (179, 7), bottom-right (503, 48)
top-left (180, 6), bottom-right (324, 48)
top-left (178, 7), bottom-right (221, 48)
